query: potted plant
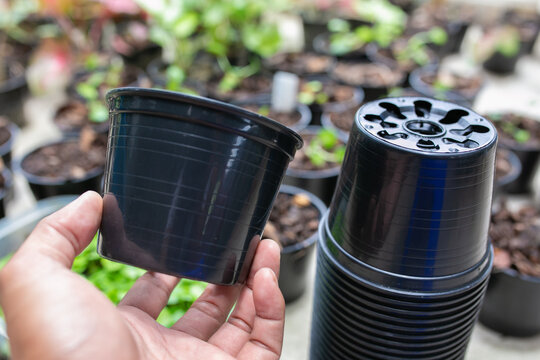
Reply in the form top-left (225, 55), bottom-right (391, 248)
top-left (262, 184), bottom-right (327, 303)
top-left (330, 61), bottom-right (405, 101)
top-left (488, 113), bottom-right (540, 194)
top-left (321, 107), bottom-right (358, 141)
top-left (480, 202), bottom-right (540, 337)
top-left (16, 130), bottom-right (107, 200)
top-left (477, 25), bottom-right (523, 75)
top-left (236, 100), bottom-right (311, 132)
top-left (57, 57), bottom-right (149, 134)
top-left (312, 18), bottom-right (374, 60)
top-left (409, 65), bottom-right (484, 107)
top-left (298, 79), bottom-right (364, 125)
top-left (0, 116), bottom-right (18, 167)
top-left (494, 148), bottom-right (521, 198)
top-left (366, 27), bottom-right (445, 78)
top-left (283, 126), bottom-right (346, 205)
top-left (264, 52), bottom-right (334, 77)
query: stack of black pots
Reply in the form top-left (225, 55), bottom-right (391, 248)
top-left (311, 97), bottom-right (497, 359)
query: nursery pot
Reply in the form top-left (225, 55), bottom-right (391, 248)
top-left (276, 185), bottom-right (327, 303)
top-left (232, 97), bottom-right (312, 133)
top-left (479, 269), bottom-right (540, 337)
top-left (17, 138), bottom-right (105, 200)
top-left (99, 87), bottom-right (302, 285)
top-left (494, 148), bottom-right (521, 197)
top-left (311, 97), bottom-right (497, 359)
top-left (0, 120), bottom-right (18, 167)
top-left (409, 65), bottom-right (483, 108)
top-left (498, 141), bottom-right (540, 194)
top-left (0, 167), bottom-right (13, 219)
top-left (483, 49), bottom-right (523, 75)
top-left (283, 126), bottom-right (343, 206)
top-left (0, 59), bottom-right (28, 127)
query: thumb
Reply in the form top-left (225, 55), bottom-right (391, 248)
top-left (13, 191), bottom-right (103, 269)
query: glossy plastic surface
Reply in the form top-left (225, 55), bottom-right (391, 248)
top-left (327, 97), bottom-right (497, 277)
top-left (98, 88), bottom-right (302, 285)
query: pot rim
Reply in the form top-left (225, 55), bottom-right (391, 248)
top-left (492, 266), bottom-right (540, 284)
top-left (495, 148), bottom-right (522, 188)
top-left (14, 137), bottom-right (105, 186)
top-left (277, 184), bottom-right (327, 254)
top-left (107, 87), bottom-right (303, 154)
top-left (0, 121), bottom-right (19, 157)
top-left (285, 125), bottom-right (343, 177)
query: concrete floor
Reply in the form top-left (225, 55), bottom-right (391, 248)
top-left (4, 50), bottom-right (540, 360)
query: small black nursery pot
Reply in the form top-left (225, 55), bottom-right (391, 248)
top-left (270, 185), bottom-right (327, 303)
top-left (99, 88), bottom-right (302, 285)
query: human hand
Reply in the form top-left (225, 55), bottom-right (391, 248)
top-left (0, 191), bottom-right (285, 360)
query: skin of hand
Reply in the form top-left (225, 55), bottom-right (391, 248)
top-left (0, 191), bottom-right (285, 360)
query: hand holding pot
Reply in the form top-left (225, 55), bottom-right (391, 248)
top-left (0, 191), bottom-right (285, 360)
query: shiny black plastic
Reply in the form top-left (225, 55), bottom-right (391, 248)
top-left (328, 97), bottom-right (497, 277)
top-left (310, 97), bottom-right (496, 359)
top-left (98, 88), bottom-right (302, 285)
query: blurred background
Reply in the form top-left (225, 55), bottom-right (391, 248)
top-left (1, 0), bottom-right (540, 359)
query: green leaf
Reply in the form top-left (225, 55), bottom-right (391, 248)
top-left (174, 12), bottom-right (199, 38)
top-left (328, 18), bottom-right (350, 33)
top-left (298, 92), bottom-right (315, 105)
top-left (428, 27), bottom-right (448, 46)
top-left (514, 129), bottom-right (530, 144)
top-left (76, 83), bottom-right (99, 101)
top-left (334, 146), bottom-right (346, 164)
top-left (307, 151), bottom-right (326, 167)
top-left (88, 102), bottom-right (109, 123)
top-left (318, 128), bottom-right (339, 150)
top-left (166, 65), bottom-right (186, 90)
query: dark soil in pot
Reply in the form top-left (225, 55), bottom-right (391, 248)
top-left (489, 113), bottom-right (540, 194)
top-left (207, 74), bottom-right (272, 102)
top-left (321, 107), bottom-right (357, 140)
top-left (490, 202), bottom-right (540, 277)
top-left (331, 61), bottom-right (405, 101)
top-left (299, 78), bottom-right (364, 125)
top-left (409, 66), bottom-right (483, 106)
top-left (20, 132), bottom-right (107, 199)
top-left (264, 52), bottom-right (334, 76)
top-left (262, 185), bottom-right (326, 303)
top-left (284, 126), bottom-right (344, 205)
top-left (479, 202), bottom-right (540, 336)
top-left (239, 102), bottom-right (310, 132)
top-left (53, 100), bottom-right (109, 135)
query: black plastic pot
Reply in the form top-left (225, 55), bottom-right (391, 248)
top-left (483, 49), bottom-right (523, 75)
top-left (311, 97), bottom-right (497, 359)
top-left (330, 60), bottom-right (406, 102)
top-left (300, 76), bottom-right (364, 126)
top-left (494, 148), bottom-right (521, 197)
top-left (409, 65), bottom-right (484, 107)
top-left (99, 87), bottom-right (302, 285)
top-left (52, 99), bottom-right (110, 136)
top-left (0, 167), bottom-right (13, 219)
top-left (16, 139), bottom-right (105, 200)
top-left (479, 269), bottom-right (540, 337)
top-left (0, 120), bottom-right (19, 167)
top-left (497, 140), bottom-right (540, 194)
top-left (276, 185), bottom-right (327, 303)
top-left (0, 59), bottom-right (28, 127)
top-left (283, 126), bottom-right (342, 206)
top-left (232, 97), bottom-right (312, 133)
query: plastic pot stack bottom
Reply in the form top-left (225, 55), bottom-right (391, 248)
top-left (310, 98), bottom-right (497, 359)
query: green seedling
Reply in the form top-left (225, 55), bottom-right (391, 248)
top-left (396, 27), bottom-right (448, 67)
top-left (305, 128), bottom-right (346, 168)
top-left (298, 81), bottom-right (329, 106)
